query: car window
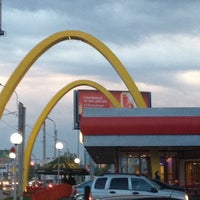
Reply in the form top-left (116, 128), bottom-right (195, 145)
top-left (94, 178), bottom-right (107, 189)
top-left (80, 180), bottom-right (93, 188)
top-left (109, 178), bottom-right (128, 190)
top-left (131, 178), bottom-right (152, 192)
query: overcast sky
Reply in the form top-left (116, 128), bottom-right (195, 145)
top-left (1, 0), bottom-right (200, 161)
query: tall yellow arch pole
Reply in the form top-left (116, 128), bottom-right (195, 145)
top-left (23, 79), bottom-right (121, 191)
top-left (0, 30), bottom-right (146, 118)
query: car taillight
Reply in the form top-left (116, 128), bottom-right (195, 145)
top-left (88, 193), bottom-right (92, 200)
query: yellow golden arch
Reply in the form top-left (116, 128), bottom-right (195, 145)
top-left (23, 79), bottom-right (121, 190)
top-left (0, 30), bottom-right (147, 191)
top-left (0, 30), bottom-right (146, 118)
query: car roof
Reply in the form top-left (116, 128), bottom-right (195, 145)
top-left (99, 173), bottom-right (142, 177)
top-left (98, 195), bottom-right (181, 200)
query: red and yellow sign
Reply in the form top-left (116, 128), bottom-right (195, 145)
top-left (73, 90), bottom-right (151, 129)
top-left (77, 90), bottom-right (151, 113)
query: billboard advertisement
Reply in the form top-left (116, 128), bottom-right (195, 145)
top-left (74, 90), bottom-right (151, 129)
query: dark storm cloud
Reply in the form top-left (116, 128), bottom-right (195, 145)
top-left (4, 0), bottom-right (200, 44)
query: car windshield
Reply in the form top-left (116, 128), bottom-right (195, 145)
top-left (148, 179), bottom-right (161, 190)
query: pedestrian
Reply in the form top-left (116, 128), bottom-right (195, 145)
top-left (61, 175), bottom-right (67, 183)
top-left (67, 174), bottom-right (76, 185)
top-left (155, 170), bottom-right (160, 180)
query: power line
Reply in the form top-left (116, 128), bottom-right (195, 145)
top-left (0, 118), bottom-right (18, 130)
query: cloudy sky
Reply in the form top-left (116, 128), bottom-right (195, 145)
top-left (0, 0), bottom-right (200, 161)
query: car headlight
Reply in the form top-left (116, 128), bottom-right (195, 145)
top-left (184, 194), bottom-right (189, 200)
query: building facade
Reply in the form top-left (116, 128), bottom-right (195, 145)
top-left (80, 107), bottom-right (200, 187)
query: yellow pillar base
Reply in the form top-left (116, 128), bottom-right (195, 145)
top-left (151, 149), bottom-right (160, 179)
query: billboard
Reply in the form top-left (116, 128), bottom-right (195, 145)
top-left (73, 90), bottom-right (151, 129)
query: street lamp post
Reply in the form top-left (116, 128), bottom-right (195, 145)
top-left (55, 141), bottom-right (63, 184)
top-left (10, 132), bottom-right (23, 200)
top-left (31, 154), bottom-right (38, 182)
top-left (47, 117), bottom-right (58, 159)
top-left (9, 146), bottom-right (16, 197)
top-left (74, 130), bottom-right (81, 164)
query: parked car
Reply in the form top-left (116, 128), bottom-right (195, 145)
top-left (93, 195), bottom-right (186, 200)
top-left (73, 194), bottom-right (186, 200)
top-left (71, 180), bottom-right (93, 200)
top-left (2, 184), bottom-right (13, 195)
top-left (89, 174), bottom-right (189, 200)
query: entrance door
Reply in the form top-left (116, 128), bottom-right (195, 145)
top-left (185, 162), bottom-right (200, 186)
top-left (160, 153), bottom-right (178, 184)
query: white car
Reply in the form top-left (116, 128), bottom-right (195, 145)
top-left (90, 174), bottom-right (189, 200)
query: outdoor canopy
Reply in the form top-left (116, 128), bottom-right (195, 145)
top-left (36, 156), bottom-right (89, 175)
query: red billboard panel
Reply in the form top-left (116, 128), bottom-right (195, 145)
top-left (73, 90), bottom-right (151, 129)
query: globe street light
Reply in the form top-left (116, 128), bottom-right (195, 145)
top-left (9, 146), bottom-right (16, 159)
top-left (10, 132), bottom-right (23, 145)
top-left (55, 141), bottom-right (63, 184)
top-left (74, 157), bottom-right (80, 164)
top-left (10, 132), bottom-right (23, 200)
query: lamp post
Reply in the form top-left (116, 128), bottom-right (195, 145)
top-left (31, 154), bottom-right (38, 182)
top-left (74, 130), bottom-right (81, 164)
top-left (10, 132), bottom-right (23, 200)
top-left (9, 146), bottom-right (16, 195)
top-left (47, 117), bottom-right (58, 159)
top-left (55, 141), bottom-right (63, 184)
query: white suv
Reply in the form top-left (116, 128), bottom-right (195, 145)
top-left (90, 174), bottom-right (189, 200)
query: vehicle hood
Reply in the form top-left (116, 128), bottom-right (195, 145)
top-left (160, 188), bottom-right (186, 198)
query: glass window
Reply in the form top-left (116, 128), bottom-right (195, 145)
top-left (119, 151), bottom-right (151, 176)
top-left (109, 178), bottom-right (128, 190)
top-left (94, 178), bottom-right (107, 189)
top-left (185, 162), bottom-right (200, 186)
top-left (131, 178), bottom-right (152, 192)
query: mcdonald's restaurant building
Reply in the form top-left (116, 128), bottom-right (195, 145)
top-left (74, 89), bottom-right (200, 187)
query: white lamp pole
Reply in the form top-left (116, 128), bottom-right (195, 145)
top-left (55, 141), bottom-right (63, 184)
top-left (10, 132), bottom-right (23, 200)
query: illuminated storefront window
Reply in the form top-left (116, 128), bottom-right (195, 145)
top-left (185, 162), bottom-right (200, 186)
top-left (159, 151), bottom-right (178, 184)
top-left (119, 151), bottom-right (151, 176)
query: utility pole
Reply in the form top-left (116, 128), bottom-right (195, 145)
top-left (54, 129), bottom-right (57, 158)
top-left (0, 0), bottom-right (5, 36)
top-left (43, 121), bottom-right (46, 165)
top-left (18, 102), bottom-right (26, 200)
top-left (42, 121), bottom-right (46, 184)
